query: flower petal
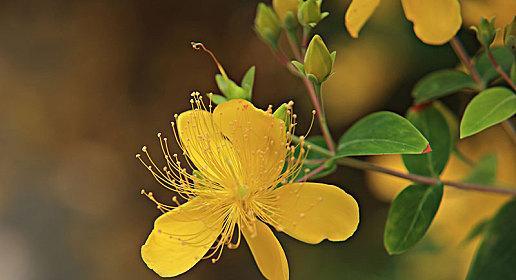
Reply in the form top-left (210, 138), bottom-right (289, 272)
top-left (213, 99), bottom-right (287, 188)
top-left (273, 182), bottom-right (359, 244)
top-left (177, 109), bottom-right (239, 183)
top-left (344, 0), bottom-right (381, 38)
top-left (401, 0), bottom-right (461, 45)
top-left (242, 221), bottom-right (289, 280)
top-left (141, 199), bottom-right (222, 277)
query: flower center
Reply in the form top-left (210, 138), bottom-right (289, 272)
top-left (236, 184), bottom-right (250, 200)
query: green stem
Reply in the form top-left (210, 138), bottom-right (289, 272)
top-left (286, 29), bottom-right (302, 61)
top-left (312, 82), bottom-right (336, 153)
top-left (291, 135), bottom-right (516, 195)
top-left (301, 26), bottom-right (311, 55)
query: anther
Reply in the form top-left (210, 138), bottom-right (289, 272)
top-left (142, 146), bottom-right (147, 152)
top-left (312, 110), bottom-right (316, 115)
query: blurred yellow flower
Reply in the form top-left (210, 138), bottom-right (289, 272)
top-left (137, 95), bottom-right (359, 279)
top-left (461, 0), bottom-right (516, 46)
top-left (461, 0), bottom-right (516, 28)
top-left (345, 0), bottom-right (462, 45)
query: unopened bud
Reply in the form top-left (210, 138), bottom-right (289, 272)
top-left (304, 35), bottom-right (334, 83)
top-left (255, 3), bottom-right (282, 49)
top-left (503, 17), bottom-right (515, 52)
top-left (298, 0), bottom-right (325, 27)
top-left (471, 17), bottom-right (497, 47)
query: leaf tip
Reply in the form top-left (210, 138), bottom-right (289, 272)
top-left (421, 144), bottom-right (432, 154)
top-left (410, 102), bottom-right (432, 113)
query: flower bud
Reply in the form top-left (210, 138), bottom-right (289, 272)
top-left (272, 0), bottom-right (299, 23)
top-left (298, 0), bottom-right (322, 27)
top-left (503, 17), bottom-right (515, 51)
top-left (304, 35), bottom-right (333, 83)
top-left (471, 17), bottom-right (497, 47)
top-left (254, 3), bottom-right (282, 49)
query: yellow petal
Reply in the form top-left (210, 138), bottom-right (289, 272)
top-left (273, 182), bottom-right (359, 244)
top-left (344, 0), bottom-right (381, 38)
top-left (177, 109), bottom-right (239, 183)
top-left (401, 0), bottom-right (462, 45)
top-left (242, 221), bottom-right (289, 280)
top-left (141, 199), bottom-right (222, 277)
top-left (213, 99), bottom-right (287, 188)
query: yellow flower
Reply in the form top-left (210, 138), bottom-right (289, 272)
top-left (345, 0), bottom-right (462, 45)
top-left (137, 94), bottom-right (359, 279)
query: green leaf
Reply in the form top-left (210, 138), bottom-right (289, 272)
top-left (460, 87), bottom-right (516, 138)
top-left (462, 219), bottom-right (490, 245)
top-left (475, 47), bottom-right (515, 83)
top-left (463, 154), bottom-right (497, 185)
top-left (215, 74), bottom-right (247, 99)
top-left (402, 104), bottom-right (452, 177)
top-left (412, 70), bottom-right (477, 104)
top-left (241, 66), bottom-right (255, 100)
top-left (336, 112), bottom-right (430, 158)
top-left (291, 60), bottom-right (305, 76)
top-left (467, 199), bottom-right (516, 280)
top-left (295, 136), bottom-right (336, 180)
top-left (207, 93), bottom-right (227, 105)
top-left (433, 101), bottom-right (459, 145)
top-left (384, 184), bottom-right (443, 255)
top-left (215, 74), bottom-right (229, 97)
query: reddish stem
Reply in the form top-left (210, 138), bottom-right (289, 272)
top-left (486, 49), bottom-right (516, 91)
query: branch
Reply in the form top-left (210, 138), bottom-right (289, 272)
top-left (450, 37), bottom-right (484, 89)
top-left (486, 48), bottom-right (516, 91)
top-left (297, 163), bottom-right (327, 182)
top-left (292, 135), bottom-right (516, 196)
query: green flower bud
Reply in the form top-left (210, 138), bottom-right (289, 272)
top-left (304, 35), bottom-right (333, 83)
top-left (471, 17), bottom-right (497, 47)
top-left (503, 17), bottom-right (515, 52)
top-left (254, 3), bottom-right (282, 49)
top-left (298, 0), bottom-right (322, 27)
top-left (272, 0), bottom-right (299, 23)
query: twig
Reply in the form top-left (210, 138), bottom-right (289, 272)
top-left (450, 37), bottom-right (484, 89)
top-left (486, 49), bottom-right (516, 91)
top-left (291, 135), bottom-right (516, 196)
top-left (297, 163), bottom-right (327, 182)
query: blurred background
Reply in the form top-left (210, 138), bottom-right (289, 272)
top-left (1, 0), bottom-right (514, 279)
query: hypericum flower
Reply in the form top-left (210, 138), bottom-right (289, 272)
top-left (345, 0), bottom-right (462, 45)
top-left (137, 93), bottom-right (359, 279)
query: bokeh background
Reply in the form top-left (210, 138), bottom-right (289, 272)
top-left (1, 0), bottom-right (514, 279)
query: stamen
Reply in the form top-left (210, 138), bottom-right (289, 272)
top-left (191, 42), bottom-right (228, 79)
